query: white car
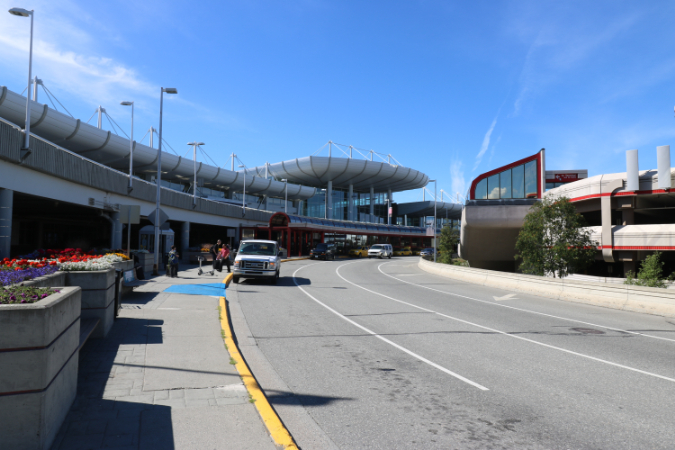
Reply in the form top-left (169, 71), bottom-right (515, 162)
top-left (233, 240), bottom-right (281, 284)
top-left (368, 244), bottom-right (393, 259)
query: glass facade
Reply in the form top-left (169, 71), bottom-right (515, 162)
top-left (300, 189), bottom-right (390, 223)
top-left (474, 159), bottom-right (539, 200)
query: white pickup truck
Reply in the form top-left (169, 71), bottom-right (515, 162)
top-left (232, 239), bottom-right (281, 284)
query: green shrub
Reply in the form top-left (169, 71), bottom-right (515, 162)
top-left (624, 252), bottom-right (672, 289)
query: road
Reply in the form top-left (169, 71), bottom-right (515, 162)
top-left (227, 258), bottom-right (675, 450)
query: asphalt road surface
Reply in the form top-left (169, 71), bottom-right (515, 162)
top-left (227, 258), bottom-right (675, 450)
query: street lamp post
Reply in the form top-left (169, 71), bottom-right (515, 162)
top-left (429, 180), bottom-right (437, 263)
top-left (239, 165), bottom-right (246, 217)
top-left (9, 7), bottom-right (34, 159)
top-left (187, 142), bottom-right (205, 207)
top-left (153, 87), bottom-right (177, 276)
top-left (120, 101), bottom-right (134, 192)
top-left (281, 179), bottom-right (288, 213)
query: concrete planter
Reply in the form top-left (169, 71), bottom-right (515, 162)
top-left (111, 260), bottom-right (134, 272)
top-left (0, 286), bottom-right (81, 450)
top-left (64, 268), bottom-right (116, 338)
top-left (20, 271), bottom-right (66, 288)
top-left (135, 252), bottom-right (154, 275)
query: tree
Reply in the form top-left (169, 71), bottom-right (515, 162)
top-left (438, 225), bottom-right (459, 264)
top-left (515, 196), bottom-right (596, 278)
top-left (625, 251), bottom-right (672, 289)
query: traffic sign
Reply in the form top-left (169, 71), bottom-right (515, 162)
top-left (147, 208), bottom-right (168, 226)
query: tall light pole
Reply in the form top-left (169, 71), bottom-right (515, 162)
top-left (153, 87), bottom-right (177, 275)
top-left (281, 179), bottom-right (288, 213)
top-left (9, 7), bottom-right (34, 159)
top-left (120, 101), bottom-right (134, 192)
top-left (429, 179), bottom-right (437, 263)
top-left (187, 142), bottom-right (204, 207)
top-left (239, 164), bottom-right (246, 217)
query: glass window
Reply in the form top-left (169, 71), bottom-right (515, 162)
top-left (525, 161), bottom-right (538, 198)
top-left (512, 164), bottom-right (525, 198)
top-left (500, 169), bottom-right (512, 199)
top-left (475, 178), bottom-right (487, 199)
top-left (546, 182), bottom-right (555, 190)
top-left (487, 174), bottom-right (500, 199)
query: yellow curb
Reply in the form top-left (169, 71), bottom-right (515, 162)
top-left (280, 256), bottom-right (311, 262)
top-left (219, 275), bottom-right (298, 450)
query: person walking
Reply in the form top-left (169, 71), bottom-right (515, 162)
top-left (168, 245), bottom-right (180, 278)
top-left (220, 245), bottom-right (232, 273)
top-left (210, 239), bottom-right (223, 273)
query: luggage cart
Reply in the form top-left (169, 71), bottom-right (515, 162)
top-left (197, 256), bottom-right (214, 276)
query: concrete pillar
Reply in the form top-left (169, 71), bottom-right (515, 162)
top-left (181, 221), bottom-right (190, 256)
top-left (111, 212), bottom-right (123, 250)
top-left (404, 214), bottom-right (407, 227)
top-left (348, 184), bottom-right (354, 221)
top-left (327, 180), bottom-right (333, 220)
top-left (387, 189), bottom-right (392, 225)
top-left (0, 189), bottom-right (12, 259)
top-left (369, 187), bottom-right (375, 221)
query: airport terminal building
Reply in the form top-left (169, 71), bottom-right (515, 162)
top-left (0, 84), bottom-right (462, 258)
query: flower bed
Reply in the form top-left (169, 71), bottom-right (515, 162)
top-left (0, 285), bottom-right (58, 304)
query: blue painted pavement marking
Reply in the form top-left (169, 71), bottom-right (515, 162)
top-left (164, 283), bottom-right (227, 296)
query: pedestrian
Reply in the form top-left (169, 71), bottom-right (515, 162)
top-left (220, 244), bottom-right (232, 273)
top-left (210, 239), bottom-right (223, 273)
top-left (168, 245), bottom-right (180, 278)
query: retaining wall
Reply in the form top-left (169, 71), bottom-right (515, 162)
top-left (418, 259), bottom-right (675, 318)
top-left (0, 286), bottom-right (81, 450)
top-left (20, 271), bottom-right (66, 288)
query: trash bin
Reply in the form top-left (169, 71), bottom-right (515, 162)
top-left (114, 269), bottom-right (123, 319)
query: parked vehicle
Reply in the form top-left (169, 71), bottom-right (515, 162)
top-left (349, 246), bottom-right (369, 258)
top-left (310, 243), bottom-right (336, 260)
top-left (368, 244), bottom-right (393, 259)
top-left (393, 246), bottom-right (413, 256)
top-left (420, 248), bottom-right (439, 260)
top-left (233, 240), bottom-right (281, 284)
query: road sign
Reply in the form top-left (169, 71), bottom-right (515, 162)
top-left (119, 205), bottom-right (141, 224)
top-left (147, 208), bottom-right (168, 226)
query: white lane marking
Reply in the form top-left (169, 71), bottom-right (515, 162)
top-left (293, 263), bottom-right (489, 391)
top-left (493, 294), bottom-right (518, 301)
top-left (377, 262), bottom-right (675, 344)
top-left (344, 262), bottom-right (675, 384)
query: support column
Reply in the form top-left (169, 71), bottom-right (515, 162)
top-left (387, 189), bottom-right (392, 225)
top-left (0, 189), bottom-right (12, 259)
top-left (327, 180), bottom-right (333, 220)
top-left (369, 187), bottom-right (375, 221)
top-left (181, 221), bottom-right (190, 257)
top-left (110, 211), bottom-right (123, 250)
top-left (348, 184), bottom-right (354, 221)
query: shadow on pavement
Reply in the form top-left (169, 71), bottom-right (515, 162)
top-left (264, 389), bottom-right (354, 407)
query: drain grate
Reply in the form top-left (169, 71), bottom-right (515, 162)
top-left (571, 327), bottom-right (605, 335)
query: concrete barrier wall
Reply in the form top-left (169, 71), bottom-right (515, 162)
top-left (0, 286), bottom-right (81, 450)
top-left (65, 269), bottom-right (116, 338)
top-left (418, 259), bottom-right (675, 318)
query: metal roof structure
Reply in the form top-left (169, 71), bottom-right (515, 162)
top-left (246, 156), bottom-right (429, 192)
top-left (0, 85), bottom-right (316, 200)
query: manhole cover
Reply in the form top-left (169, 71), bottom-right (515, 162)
top-left (570, 327), bottom-right (605, 335)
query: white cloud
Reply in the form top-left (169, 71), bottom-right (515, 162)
top-left (473, 116), bottom-right (498, 171)
top-left (450, 159), bottom-right (467, 202)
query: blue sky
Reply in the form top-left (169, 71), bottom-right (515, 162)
top-left (1, 0), bottom-right (674, 204)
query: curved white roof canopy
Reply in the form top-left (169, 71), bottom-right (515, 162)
top-left (246, 156), bottom-right (429, 192)
top-left (0, 86), bottom-right (316, 200)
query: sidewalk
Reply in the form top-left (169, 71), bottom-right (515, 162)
top-left (50, 263), bottom-right (279, 450)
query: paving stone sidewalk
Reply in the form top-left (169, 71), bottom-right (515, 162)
top-left (50, 264), bottom-right (278, 450)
